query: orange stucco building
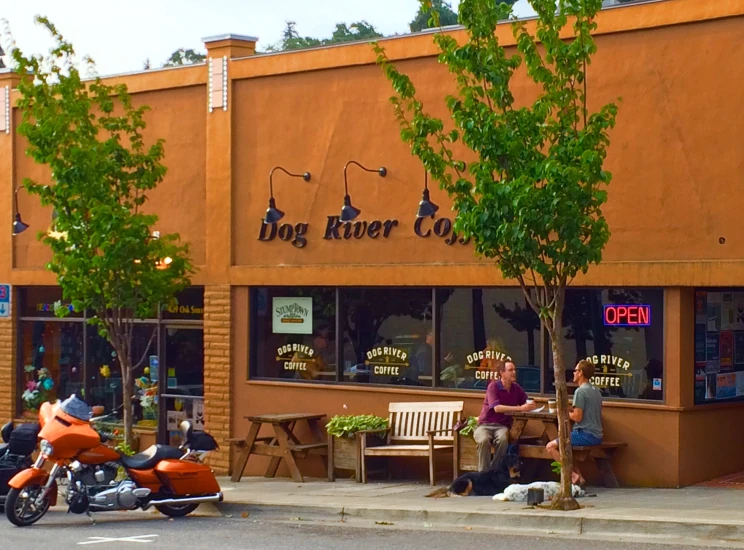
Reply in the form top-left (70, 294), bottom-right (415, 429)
top-left (1, 0), bottom-right (743, 487)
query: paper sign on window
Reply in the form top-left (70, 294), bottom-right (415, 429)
top-left (272, 297), bottom-right (313, 335)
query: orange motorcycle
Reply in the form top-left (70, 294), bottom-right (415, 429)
top-left (5, 395), bottom-right (222, 527)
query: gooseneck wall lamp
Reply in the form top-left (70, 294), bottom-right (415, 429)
top-left (416, 170), bottom-right (439, 218)
top-left (12, 187), bottom-right (29, 236)
top-left (263, 166), bottom-right (312, 224)
top-left (340, 161), bottom-right (387, 222)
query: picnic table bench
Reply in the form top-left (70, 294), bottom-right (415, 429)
top-left (229, 413), bottom-right (328, 483)
top-left (360, 401), bottom-right (464, 486)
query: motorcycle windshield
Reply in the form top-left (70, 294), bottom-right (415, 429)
top-left (59, 395), bottom-right (92, 422)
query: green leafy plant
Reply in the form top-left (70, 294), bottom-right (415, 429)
top-left (9, 17), bottom-right (194, 448)
top-left (373, 0), bottom-right (618, 510)
top-left (551, 460), bottom-right (562, 476)
top-left (459, 416), bottom-right (479, 438)
top-left (326, 415), bottom-right (388, 438)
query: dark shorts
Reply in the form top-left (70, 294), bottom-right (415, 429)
top-left (553, 429), bottom-right (602, 447)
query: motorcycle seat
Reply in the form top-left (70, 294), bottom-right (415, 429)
top-left (120, 444), bottom-right (183, 470)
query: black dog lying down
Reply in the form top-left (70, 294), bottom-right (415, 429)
top-left (426, 454), bottom-right (522, 498)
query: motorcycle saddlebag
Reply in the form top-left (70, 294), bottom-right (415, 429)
top-left (0, 462), bottom-right (20, 496)
top-left (8, 423), bottom-right (40, 456)
top-left (154, 459), bottom-right (221, 496)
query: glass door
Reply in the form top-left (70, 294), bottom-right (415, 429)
top-left (158, 326), bottom-right (204, 446)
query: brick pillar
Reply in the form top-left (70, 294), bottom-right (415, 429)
top-left (203, 285), bottom-right (232, 473)
top-left (0, 291), bottom-right (17, 421)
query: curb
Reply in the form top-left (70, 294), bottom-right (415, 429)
top-left (214, 500), bottom-right (744, 543)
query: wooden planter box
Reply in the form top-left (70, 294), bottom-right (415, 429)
top-left (458, 434), bottom-right (479, 473)
top-left (328, 433), bottom-right (385, 482)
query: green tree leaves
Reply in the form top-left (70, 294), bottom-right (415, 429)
top-left (11, 16), bottom-right (194, 445)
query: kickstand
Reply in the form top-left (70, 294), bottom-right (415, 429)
top-left (86, 510), bottom-right (96, 525)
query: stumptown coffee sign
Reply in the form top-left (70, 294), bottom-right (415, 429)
top-left (258, 214), bottom-right (469, 249)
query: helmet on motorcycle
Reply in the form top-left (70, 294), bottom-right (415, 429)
top-left (59, 394), bottom-right (93, 421)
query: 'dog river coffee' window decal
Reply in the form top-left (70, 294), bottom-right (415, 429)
top-left (365, 346), bottom-right (410, 381)
top-left (272, 297), bottom-right (313, 335)
top-left (586, 355), bottom-right (632, 389)
top-left (275, 343), bottom-right (317, 375)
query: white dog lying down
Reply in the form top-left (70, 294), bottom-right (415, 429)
top-left (493, 481), bottom-right (585, 502)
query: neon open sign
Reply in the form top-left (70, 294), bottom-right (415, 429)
top-left (603, 305), bottom-right (651, 327)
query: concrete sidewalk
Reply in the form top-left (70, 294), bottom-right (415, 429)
top-left (214, 477), bottom-right (744, 546)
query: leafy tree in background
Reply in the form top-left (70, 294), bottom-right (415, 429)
top-left (265, 20), bottom-right (382, 52)
top-left (162, 47), bottom-right (206, 67)
top-left (410, 0), bottom-right (459, 32)
top-left (374, 0), bottom-right (618, 509)
top-left (10, 17), bottom-right (194, 447)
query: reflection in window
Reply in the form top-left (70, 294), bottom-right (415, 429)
top-left (545, 288), bottom-right (664, 400)
top-left (251, 288), bottom-right (337, 381)
top-left (341, 288), bottom-right (432, 387)
top-left (436, 289), bottom-right (540, 392)
top-left (86, 324), bottom-right (158, 423)
top-left (19, 321), bottom-right (83, 413)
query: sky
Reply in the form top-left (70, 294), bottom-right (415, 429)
top-left (1, 0), bottom-right (536, 77)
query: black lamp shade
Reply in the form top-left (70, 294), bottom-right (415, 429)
top-left (416, 188), bottom-right (439, 218)
top-left (340, 195), bottom-right (361, 222)
top-left (12, 213), bottom-right (29, 236)
top-left (264, 197), bottom-right (285, 224)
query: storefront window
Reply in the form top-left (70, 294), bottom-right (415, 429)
top-left (86, 324), bottom-right (159, 424)
top-left (545, 288), bottom-right (664, 401)
top-left (19, 320), bottom-right (84, 414)
top-left (693, 289), bottom-right (744, 404)
top-left (341, 288), bottom-right (432, 387)
top-left (436, 288), bottom-right (541, 392)
top-left (251, 287), bottom-right (337, 381)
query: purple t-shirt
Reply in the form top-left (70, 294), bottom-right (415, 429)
top-left (478, 380), bottom-right (528, 427)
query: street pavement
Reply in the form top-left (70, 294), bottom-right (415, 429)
top-left (0, 508), bottom-right (733, 550)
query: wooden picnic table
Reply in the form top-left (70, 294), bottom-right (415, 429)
top-left (508, 410), bottom-right (559, 443)
top-left (506, 409), bottom-right (626, 488)
top-left (229, 413), bottom-right (328, 483)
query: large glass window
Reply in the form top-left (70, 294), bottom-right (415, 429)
top-left (19, 320), bottom-right (84, 415)
top-left (251, 287), bottom-right (337, 381)
top-left (693, 289), bottom-right (744, 404)
top-left (436, 289), bottom-right (541, 392)
top-left (341, 288), bottom-right (432, 387)
top-left (545, 288), bottom-right (664, 401)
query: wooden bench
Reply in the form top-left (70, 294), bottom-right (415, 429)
top-left (518, 441), bottom-right (627, 488)
top-left (360, 401), bottom-right (464, 486)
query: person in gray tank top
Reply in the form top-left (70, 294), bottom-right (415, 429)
top-left (546, 359), bottom-right (603, 486)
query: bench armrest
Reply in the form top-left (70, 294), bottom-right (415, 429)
top-left (426, 428), bottom-right (454, 435)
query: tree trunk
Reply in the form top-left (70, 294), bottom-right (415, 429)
top-left (119, 354), bottom-right (134, 449)
top-left (547, 289), bottom-right (580, 511)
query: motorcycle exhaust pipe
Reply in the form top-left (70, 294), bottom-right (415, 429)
top-left (142, 492), bottom-right (223, 510)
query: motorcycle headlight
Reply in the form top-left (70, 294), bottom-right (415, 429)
top-left (39, 439), bottom-right (54, 457)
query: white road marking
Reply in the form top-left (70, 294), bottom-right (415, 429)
top-left (77, 534), bottom-right (158, 545)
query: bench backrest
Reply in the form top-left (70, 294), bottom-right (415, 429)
top-left (387, 401), bottom-right (464, 443)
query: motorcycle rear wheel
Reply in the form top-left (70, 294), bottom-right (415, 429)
top-left (155, 503), bottom-right (199, 517)
top-left (5, 485), bottom-right (51, 527)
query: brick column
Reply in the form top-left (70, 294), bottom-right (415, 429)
top-left (0, 291), bottom-right (17, 421)
top-left (203, 285), bottom-right (232, 473)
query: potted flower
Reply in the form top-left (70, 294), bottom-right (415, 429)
top-left (21, 366), bottom-right (55, 417)
top-left (326, 414), bottom-right (388, 481)
top-left (457, 416), bottom-right (480, 472)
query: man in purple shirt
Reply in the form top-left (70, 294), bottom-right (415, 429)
top-left (474, 361), bottom-right (537, 471)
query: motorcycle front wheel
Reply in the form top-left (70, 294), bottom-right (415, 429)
top-left (5, 485), bottom-right (51, 527)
